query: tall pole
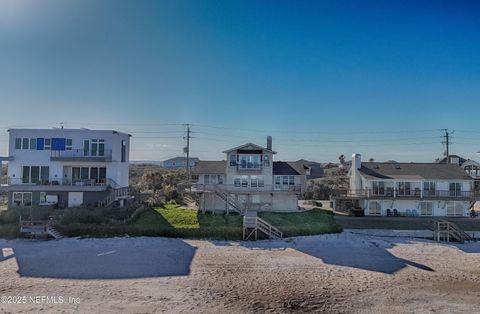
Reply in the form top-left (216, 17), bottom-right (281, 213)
top-left (186, 124), bottom-right (191, 181)
top-left (441, 129), bottom-right (454, 160)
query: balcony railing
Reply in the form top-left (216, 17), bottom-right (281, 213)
top-left (1, 177), bottom-right (110, 187)
top-left (191, 183), bottom-right (302, 193)
top-left (332, 189), bottom-right (479, 199)
top-left (51, 149), bottom-right (113, 161)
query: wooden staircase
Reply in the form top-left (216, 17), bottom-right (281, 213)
top-left (214, 189), bottom-right (245, 215)
top-left (243, 212), bottom-right (283, 240)
top-left (46, 220), bottom-right (64, 240)
top-left (98, 187), bottom-right (130, 207)
top-left (432, 220), bottom-right (474, 243)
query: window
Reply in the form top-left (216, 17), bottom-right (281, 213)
top-left (275, 176), bottom-right (281, 188)
top-left (22, 166), bottom-right (30, 184)
top-left (263, 155), bottom-right (270, 167)
top-left (239, 155), bottom-right (261, 169)
top-left (204, 175), bottom-right (211, 184)
top-left (44, 138), bottom-right (51, 150)
top-left (369, 201), bottom-right (382, 215)
top-left (66, 138), bottom-right (73, 150)
top-left (372, 181), bottom-right (385, 195)
top-left (12, 192), bottom-right (32, 207)
top-left (121, 140), bottom-right (126, 162)
top-left (258, 177), bottom-right (265, 187)
top-left (83, 140), bottom-right (90, 156)
top-left (40, 192), bottom-right (47, 205)
top-left (234, 178), bottom-right (241, 187)
top-left (72, 167), bottom-right (106, 184)
top-left (420, 202), bottom-right (433, 216)
top-left (449, 182), bottom-right (461, 197)
top-left (398, 182), bottom-right (411, 196)
top-left (217, 175), bottom-right (223, 185)
top-left (15, 138), bottom-right (22, 149)
top-left (230, 154), bottom-right (236, 166)
top-left (423, 181), bottom-right (436, 196)
top-left (250, 177), bottom-right (258, 188)
top-left (29, 138), bottom-right (36, 150)
top-left (21, 166), bottom-right (50, 184)
top-left (282, 176), bottom-right (288, 185)
top-left (446, 201), bottom-right (464, 216)
top-left (31, 166), bottom-right (40, 184)
top-left (289, 176), bottom-right (295, 185)
top-left (22, 138), bottom-right (29, 149)
top-left (241, 177), bottom-right (248, 187)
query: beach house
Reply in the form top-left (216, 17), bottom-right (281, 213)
top-left (191, 137), bottom-right (308, 213)
top-left (333, 154), bottom-right (478, 217)
top-left (0, 128), bottom-right (130, 208)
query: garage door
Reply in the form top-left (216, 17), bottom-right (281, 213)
top-left (68, 192), bottom-right (83, 207)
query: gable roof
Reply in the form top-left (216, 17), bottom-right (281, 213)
top-left (192, 161), bottom-right (226, 174)
top-left (437, 155), bottom-right (468, 165)
top-left (273, 161), bottom-right (308, 176)
top-left (358, 162), bottom-right (473, 181)
top-left (222, 143), bottom-right (276, 154)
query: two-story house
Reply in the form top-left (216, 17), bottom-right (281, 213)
top-left (333, 154), bottom-right (477, 217)
top-left (191, 137), bottom-right (308, 213)
top-left (0, 128), bottom-right (130, 208)
top-left (437, 154), bottom-right (480, 191)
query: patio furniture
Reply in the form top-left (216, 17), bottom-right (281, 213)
top-left (406, 209), bottom-right (412, 216)
top-left (393, 208), bottom-right (399, 216)
top-left (412, 209), bottom-right (419, 216)
top-left (386, 208), bottom-right (392, 216)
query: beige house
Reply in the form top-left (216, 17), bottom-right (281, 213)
top-left (191, 137), bottom-right (308, 213)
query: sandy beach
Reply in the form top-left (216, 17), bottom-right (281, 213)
top-left (1, 233), bottom-right (479, 314)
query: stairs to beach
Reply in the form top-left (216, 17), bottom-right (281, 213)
top-left (243, 211), bottom-right (283, 240)
top-left (432, 220), bottom-right (473, 243)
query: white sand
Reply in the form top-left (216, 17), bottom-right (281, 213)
top-left (1, 233), bottom-right (479, 313)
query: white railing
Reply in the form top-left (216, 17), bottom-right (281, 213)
top-left (2, 177), bottom-right (110, 187)
top-left (51, 149), bottom-right (112, 160)
top-left (191, 183), bottom-right (302, 193)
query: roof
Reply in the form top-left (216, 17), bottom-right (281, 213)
top-left (437, 155), bottom-right (468, 165)
top-left (358, 162), bottom-right (473, 181)
top-left (8, 128), bottom-right (131, 137)
top-left (163, 156), bottom-right (199, 163)
top-left (273, 161), bottom-right (308, 176)
top-left (192, 161), bottom-right (226, 174)
top-left (222, 143), bottom-right (276, 154)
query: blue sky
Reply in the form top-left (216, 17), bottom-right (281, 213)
top-left (0, 0), bottom-right (479, 162)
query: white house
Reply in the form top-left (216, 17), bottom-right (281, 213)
top-left (333, 153), bottom-right (478, 217)
top-left (0, 128), bottom-right (130, 208)
top-left (191, 137), bottom-right (308, 213)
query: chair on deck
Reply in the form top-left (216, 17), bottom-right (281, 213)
top-left (412, 209), bottom-right (419, 216)
top-left (393, 208), bottom-right (399, 216)
top-left (386, 208), bottom-right (392, 216)
top-left (406, 209), bottom-right (412, 216)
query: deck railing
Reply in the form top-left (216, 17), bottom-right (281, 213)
top-left (191, 183), bottom-right (302, 193)
top-left (1, 177), bottom-right (111, 187)
top-left (332, 188), bottom-right (480, 199)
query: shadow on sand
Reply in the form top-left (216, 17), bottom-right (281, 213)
top-left (211, 234), bottom-right (436, 274)
top-left (0, 237), bottom-right (196, 279)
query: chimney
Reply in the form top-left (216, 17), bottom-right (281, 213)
top-left (267, 136), bottom-right (272, 151)
top-left (352, 153), bottom-right (361, 170)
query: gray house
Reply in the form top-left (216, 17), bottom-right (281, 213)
top-left (191, 137), bottom-right (308, 213)
top-left (162, 157), bottom-right (199, 169)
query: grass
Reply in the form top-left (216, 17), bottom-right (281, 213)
top-left (259, 208), bottom-right (342, 237)
top-left (0, 223), bottom-right (20, 239)
top-left (58, 205), bottom-right (342, 240)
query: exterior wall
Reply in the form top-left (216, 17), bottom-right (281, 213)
top-left (224, 150), bottom-right (274, 190)
top-left (8, 190), bottom-right (109, 208)
top-left (7, 129), bottom-right (130, 187)
top-left (363, 199), bottom-right (470, 217)
top-left (200, 192), bottom-right (299, 213)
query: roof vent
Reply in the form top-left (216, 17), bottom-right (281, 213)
top-left (395, 165), bottom-right (401, 169)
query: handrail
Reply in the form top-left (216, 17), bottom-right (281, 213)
top-left (191, 183), bottom-right (303, 193)
top-left (332, 188), bottom-right (479, 199)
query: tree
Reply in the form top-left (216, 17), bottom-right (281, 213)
top-left (141, 171), bottom-right (164, 194)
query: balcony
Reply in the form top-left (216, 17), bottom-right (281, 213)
top-left (332, 189), bottom-right (480, 200)
top-left (191, 183), bottom-right (302, 193)
top-left (0, 177), bottom-right (111, 192)
top-left (50, 149), bottom-right (112, 162)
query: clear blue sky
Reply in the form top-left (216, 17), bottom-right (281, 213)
top-left (0, 0), bottom-right (479, 162)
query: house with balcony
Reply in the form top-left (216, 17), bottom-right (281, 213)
top-left (0, 128), bottom-right (130, 208)
top-left (191, 137), bottom-right (308, 213)
top-left (437, 154), bottom-right (480, 191)
top-left (332, 154), bottom-right (478, 217)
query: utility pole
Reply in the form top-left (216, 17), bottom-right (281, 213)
top-left (441, 129), bottom-right (454, 160)
top-left (184, 124), bottom-right (191, 181)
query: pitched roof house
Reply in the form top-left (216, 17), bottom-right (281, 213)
top-left (191, 137), bottom-right (307, 213)
top-left (332, 153), bottom-right (478, 217)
